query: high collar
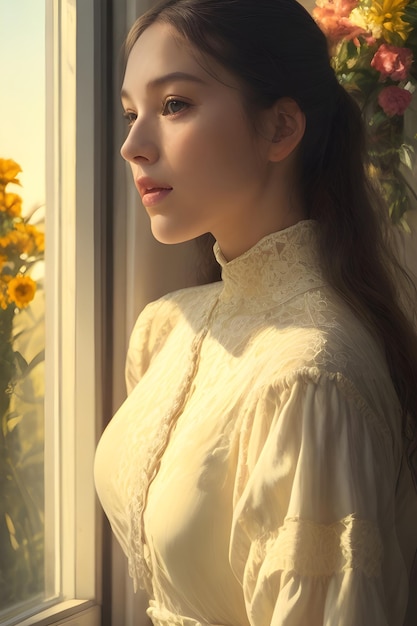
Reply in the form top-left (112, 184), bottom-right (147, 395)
top-left (213, 220), bottom-right (326, 305)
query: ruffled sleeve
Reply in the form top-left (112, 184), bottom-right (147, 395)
top-left (125, 298), bottom-right (175, 394)
top-left (230, 373), bottom-right (409, 626)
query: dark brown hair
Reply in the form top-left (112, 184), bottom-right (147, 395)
top-left (125, 0), bottom-right (417, 430)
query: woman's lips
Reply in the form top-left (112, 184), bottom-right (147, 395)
top-left (141, 187), bottom-right (173, 207)
top-left (136, 177), bottom-right (173, 207)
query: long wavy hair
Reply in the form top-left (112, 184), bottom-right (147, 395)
top-left (125, 0), bottom-right (417, 431)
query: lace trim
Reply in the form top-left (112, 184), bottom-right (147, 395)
top-left (125, 333), bottom-right (205, 593)
top-left (119, 297), bottom-right (220, 593)
top-left (113, 220), bottom-right (393, 595)
top-left (247, 515), bottom-right (383, 583)
top-left (214, 221), bottom-right (325, 306)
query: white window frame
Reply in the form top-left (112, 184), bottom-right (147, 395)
top-left (7, 1), bottom-right (104, 624)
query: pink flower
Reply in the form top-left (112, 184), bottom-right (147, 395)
top-left (313, 0), bottom-right (365, 45)
top-left (371, 44), bottom-right (413, 81)
top-left (378, 85), bottom-right (413, 117)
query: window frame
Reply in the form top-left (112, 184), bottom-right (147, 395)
top-left (3, 1), bottom-right (112, 624)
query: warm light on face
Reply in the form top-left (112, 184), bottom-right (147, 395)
top-left (119, 22), bottom-right (302, 260)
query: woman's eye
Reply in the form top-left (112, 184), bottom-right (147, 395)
top-left (123, 111), bottom-right (137, 127)
top-left (162, 99), bottom-right (189, 116)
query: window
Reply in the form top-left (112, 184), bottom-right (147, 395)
top-left (0, 0), bottom-right (46, 620)
top-left (0, 0), bottom-right (109, 623)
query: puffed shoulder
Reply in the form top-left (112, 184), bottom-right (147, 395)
top-left (125, 282), bottom-right (221, 394)
top-left (229, 374), bottom-right (411, 626)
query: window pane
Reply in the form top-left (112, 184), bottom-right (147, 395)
top-left (0, 0), bottom-right (46, 620)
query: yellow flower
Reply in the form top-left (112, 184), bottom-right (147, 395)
top-left (0, 290), bottom-right (9, 309)
top-left (7, 274), bottom-right (37, 308)
top-left (23, 222), bottom-right (44, 253)
top-left (0, 256), bottom-right (7, 277)
top-left (0, 222), bottom-right (44, 257)
top-left (0, 229), bottom-right (30, 255)
top-left (0, 274), bottom-right (12, 309)
top-left (0, 191), bottom-right (22, 217)
top-left (369, 0), bottom-right (411, 42)
top-left (15, 221), bottom-right (45, 254)
top-left (0, 158), bottom-right (22, 188)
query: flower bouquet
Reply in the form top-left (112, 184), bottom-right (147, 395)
top-left (0, 158), bottom-right (44, 412)
top-left (313, 0), bottom-right (417, 226)
top-left (0, 158), bottom-right (45, 607)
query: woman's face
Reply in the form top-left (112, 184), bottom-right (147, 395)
top-left (121, 22), bottom-right (301, 259)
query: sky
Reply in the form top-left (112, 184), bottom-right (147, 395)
top-left (0, 0), bottom-right (45, 210)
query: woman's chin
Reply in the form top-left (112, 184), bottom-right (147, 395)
top-left (150, 220), bottom-right (201, 246)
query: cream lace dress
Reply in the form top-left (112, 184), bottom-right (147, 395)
top-left (94, 220), bottom-right (417, 626)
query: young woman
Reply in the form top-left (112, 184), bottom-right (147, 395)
top-left (94, 1), bottom-right (417, 624)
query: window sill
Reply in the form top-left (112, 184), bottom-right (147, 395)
top-left (15, 600), bottom-right (100, 626)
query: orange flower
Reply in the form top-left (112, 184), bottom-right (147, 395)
top-left (7, 275), bottom-right (37, 308)
top-left (0, 273), bottom-right (13, 309)
top-left (0, 229), bottom-right (30, 255)
top-left (313, 0), bottom-right (365, 45)
top-left (0, 158), bottom-right (22, 188)
top-left (15, 222), bottom-right (45, 254)
top-left (0, 289), bottom-right (9, 310)
top-left (0, 191), bottom-right (22, 217)
top-left (0, 222), bottom-right (44, 256)
top-left (26, 223), bottom-right (44, 253)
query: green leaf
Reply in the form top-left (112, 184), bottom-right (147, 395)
top-left (13, 351), bottom-right (28, 376)
top-left (11, 349), bottom-right (44, 380)
top-left (26, 349), bottom-right (45, 375)
top-left (399, 144), bottom-right (415, 169)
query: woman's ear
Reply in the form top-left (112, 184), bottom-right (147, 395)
top-left (267, 98), bottom-right (306, 162)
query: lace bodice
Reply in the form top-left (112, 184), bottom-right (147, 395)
top-left (95, 220), bottom-right (417, 626)
top-left (214, 221), bottom-right (324, 304)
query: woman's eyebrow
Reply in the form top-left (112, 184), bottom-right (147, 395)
top-left (121, 71), bottom-right (208, 100)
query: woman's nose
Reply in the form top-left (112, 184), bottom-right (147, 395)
top-left (120, 120), bottom-right (159, 164)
